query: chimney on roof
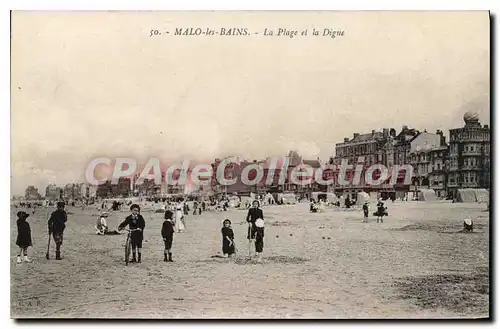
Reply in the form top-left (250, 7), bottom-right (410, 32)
top-left (344, 137), bottom-right (349, 142)
top-left (353, 133), bottom-right (359, 139)
top-left (402, 125), bottom-right (408, 130)
top-left (383, 128), bottom-right (389, 138)
top-left (371, 129), bottom-right (375, 135)
top-left (484, 124), bottom-right (489, 129)
top-left (436, 130), bottom-right (445, 146)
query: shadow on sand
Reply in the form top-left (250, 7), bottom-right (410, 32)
top-left (390, 266), bottom-right (489, 314)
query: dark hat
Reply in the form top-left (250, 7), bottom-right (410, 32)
top-left (164, 210), bottom-right (173, 219)
top-left (222, 219), bottom-right (232, 225)
top-left (57, 201), bottom-right (65, 208)
top-left (17, 211), bottom-right (29, 219)
top-left (130, 204), bottom-right (140, 211)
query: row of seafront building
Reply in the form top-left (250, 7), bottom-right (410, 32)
top-left (207, 110), bottom-right (490, 201)
top-left (22, 111), bottom-right (489, 202)
top-left (23, 183), bottom-right (97, 202)
top-left (329, 111), bottom-right (490, 200)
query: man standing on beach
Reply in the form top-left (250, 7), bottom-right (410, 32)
top-left (48, 201), bottom-right (68, 260)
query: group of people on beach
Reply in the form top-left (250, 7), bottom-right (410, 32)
top-left (308, 195), bottom-right (389, 224)
top-left (15, 199), bottom-right (266, 264)
top-left (15, 201), bottom-right (68, 263)
top-left (158, 199), bottom-right (265, 262)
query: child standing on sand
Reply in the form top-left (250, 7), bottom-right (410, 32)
top-left (221, 219), bottom-right (235, 258)
top-left (162, 210), bottom-right (175, 262)
top-left (254, 218), bottom-right (265, 262)
top-left (118, 204), bottom-right (146, 263)
top-left (16, 211), bottom-right (33, 264)
top-left (362, 202), bottom-right (369, 223)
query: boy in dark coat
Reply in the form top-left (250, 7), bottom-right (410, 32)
top-left (362, 202), bottom-right (369, 223)
top-left (376, 200), bottom-right (385, 223)
top-left (48, 201), bottom-right (67, 260)
top-left (192, 201), bottom-right (198, 215)
top-left (16, 211), bottom-right (33, 263)
top-left (118, 204), bottom-right (146, 263)
top-left (162, 210), bottom-right (175, 262)
top-left (221, 219), bottom-right (235, 257)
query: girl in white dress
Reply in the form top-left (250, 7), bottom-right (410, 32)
top-left (175, 203), bottom-right (185, 233)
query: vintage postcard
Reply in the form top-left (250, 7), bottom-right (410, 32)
top-left (10, 11), bottom-right (490, 319)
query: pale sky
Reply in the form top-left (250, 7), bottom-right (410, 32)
top-left (11, 11), bottom-right (490, 195)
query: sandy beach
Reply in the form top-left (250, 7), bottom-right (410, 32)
top-left (10, 201), bottom-right (489, 319)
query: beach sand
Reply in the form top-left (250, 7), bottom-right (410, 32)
top-left (10, 201), bottom-right (489, 319)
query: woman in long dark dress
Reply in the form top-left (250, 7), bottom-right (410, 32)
top-left (376, 200), bottom-right (386, 223)
top-left (221, 219), bottom-right (235, 257)
top-left (16, 211), bottom-right (33, 263)
top-left (246, 200), bottom-right (264, 261)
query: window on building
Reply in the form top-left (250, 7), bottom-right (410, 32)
top-left (437, 164), bottom-right (441, 170)
top-left (465, 146), bottom-right (468, 152)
